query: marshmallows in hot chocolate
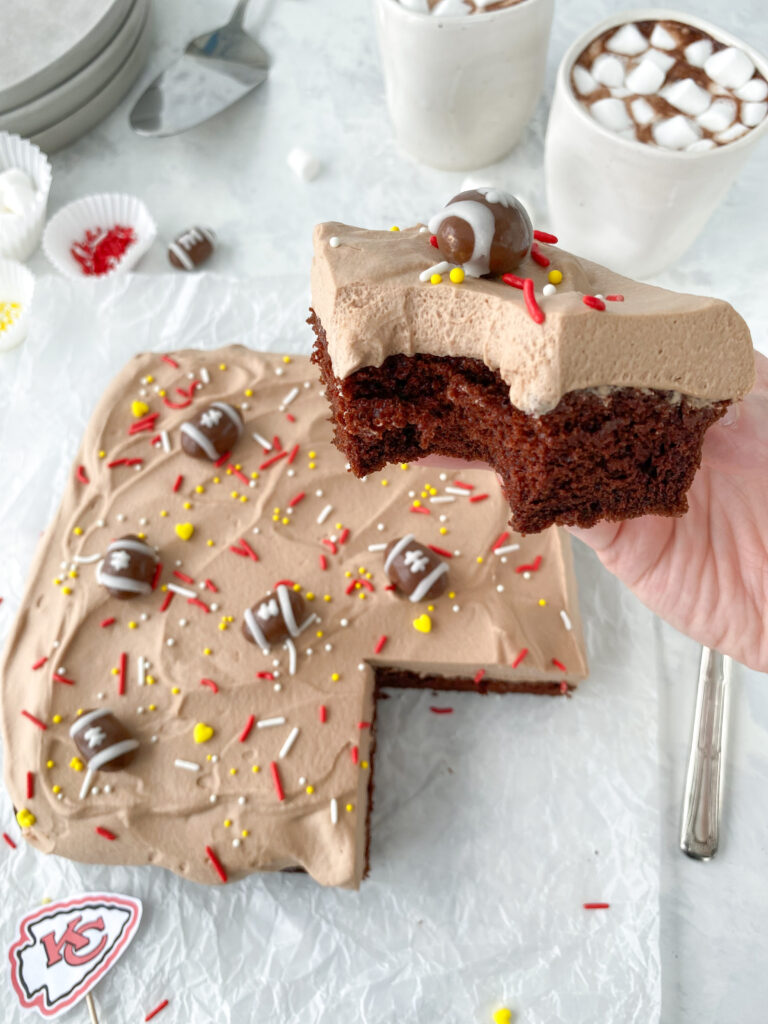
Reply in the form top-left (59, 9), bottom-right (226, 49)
top-left (572, 18), bottom-right (768, 150)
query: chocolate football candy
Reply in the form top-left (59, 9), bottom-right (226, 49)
top-left (180, 402), bottom-right (243, 460)
top-left (168, 227), bottom-right (215, 271)
top-left (96, 535), bottom-right (158, 599)
top-left (428, 189), bottom-right (533, 277)
top-left (384, 535), bottom-right (449, 602)
top-left (242, 585), bottom-right (310, 651)
top-left (70, 709), bottom-right (140, 799)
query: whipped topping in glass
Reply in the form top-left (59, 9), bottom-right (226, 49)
top-left (398, 0), bottom-right (528, 15)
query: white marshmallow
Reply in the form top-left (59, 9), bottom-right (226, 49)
top-left (741, 101), bottom-right (767, 127)
top-left (631, 97), bottom-right (656, 125)
top-left (697, 97), bottom-right (737, 132)
top-left (661, 78), bottom-right (712, 117)
top-left (684, 39), bottom-right (713, 68)
top-left (591, 53), bottom-right (626, 88)
top-left (0, 168), bottom-right (36, 216)
top-left (704, 47), bottom-right (755, 90)
top-left (651, 115), bottom-right (701, 149)
top-left (644, 49), bottom-right (676, 73)
top-left (286, 147), bottom-right (321, 181)
top-left (590, 97), bottom-right (633, 132)
top-left (735, 78), bottom-right (768, 102)
top-left (687, 138), bottom-right (717, 152)
top-left (606, 24), bottom-right (648, 57)
top-left (650, 24), bottom-right (678, 51)
top-left (612, 87), bottom-right (631, 99)
top-left (572, 65), bottom-right (599, 96)
top-left (625, 57), bottom-right (667, 95)
top-left (716, 122), bottom-right (750, 143)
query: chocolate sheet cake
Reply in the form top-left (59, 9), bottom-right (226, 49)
top-left (310, 193), bottom-right (755, 533)
top-left (1, 348), bottom-right (586, 889)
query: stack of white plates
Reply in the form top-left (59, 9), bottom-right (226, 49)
top-left (0, 0), bottom-right (151, 152)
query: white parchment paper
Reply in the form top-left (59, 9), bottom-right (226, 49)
top-left (0, 274), bottom-right (661, 1023)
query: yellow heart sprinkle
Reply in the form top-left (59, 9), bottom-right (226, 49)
top-left (412, 613), bottom-right (432, 634)
top-left (131, 400), bottom-right (150, 418)
top-left (193, 722), bottom-right (214, 744)
top-left (16, 808), bottom-right (36, 829)
top-left (493, 1011), bottom-right (512, 1024)
top-left (175, 522), bottom-right (194, 541)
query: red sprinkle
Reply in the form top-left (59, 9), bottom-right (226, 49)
top-left (523, 278), bottom-right (545, 324)
top-left (21, 710), bottom-right (46, 730)
top-left (516, 555), bottom-right (542, 574)
top-left (492, 531), bottom-right (510, 551)
top-left (345, 580), bottom-right (360, 595)
top-left (31, 656), bottom-right (48, 671)
top-left (70, 224), bottom-right (136, 276)
top-left (204, 578), bottom-right (218, 592)
top-left (270, 761), bottom-right (285, 801)
top-left (200, 677), bottom-right (219, 693)
top-left (552, 658), bottom-right (567, 673)
top-left (160, 591), bottom-right (174, 612)
top-left (129, 413), bottom-right (159, 434)
top-left (319, 554), bottom-right (328, 571)
top-left (75, 465), bottom-right (89, 485)
top-left (145, 999), bottom-right (170, 1022)
top-left (452, 481), bottom-right (475, 491)
top-left (237, 538), bottom-right (259, 561)
top-left (172, 474), bottom-right (184, 492)
top-left (272, 435), bottom-right (282, 451)
top-left (52, 673), bottom-right (75, 685)
top-left (150, 562), bottom-right (163, 590)
top-left (319, 705), bottom-right (327, 724)
top-left (583, 902), bottom-right (610, 910)
top-left (229, 545), bottom-right (250, 558)
top-left (26, 772), bottom-right (34, 800)
top-left (205, 845), bottom-right (228, 883)
top-left (374, 635), bottom-right (388, 655)
top-left (3, 833), bottom-right (17, 849)
top-left (100, 617), bottom-right (116, 628)
top-left (474, 669), bottom-right (486, 686)
top-left (117, 652), bottom-right (127, 696)
top-left (161, 354), bottom-right (179, 369)
top-left (430, 706), bottom-right (454, 715)
top-left (530, 243), bottom-right (550, 268)
top-left (430, 234), bottom-right (438, 248)
top-left (428, 545), bottom-right (452, 558)
top-left (230, 467), bottom-right (250, 485)
top-left (214, 450), bottom-right (231, 468)
top-left (606, 294), bottom-right (624, 302)
top-left (95, 826), bottom-right (116, 841)
top-left (511, 648), bottom-right (528, 669)
top-left (469, 493), bottom-right (489, 504)
top-left (351, 745), bottom-right (359, 765)
top-left (239, 714), bottom-right (255, 742)
top-left (256, 672), bottom-right (275, 680)
top-left (583, 295), bottom-right (606, 311)
top-left (107, 457), bottom-right (143, 469)
top-left (534, 230), bottom-right (558, 244)
top-left (260, 450), bottom-right (288, 470)
top-left (288, 491), bottom-right (306, 508)
top-left (273, 579), bottom-right (295, 589)
top-left (286, 412), bottom-right (296, 423)
top-left (161, 395), bottom-right (192, 410)
top-left (339, 527), bottom-right (350, 544)
top-left (174, 570), bottom-right (194, 584)
top-left (410, 504), bottom-right (430, 515)
top-left (501, 272), bottom-right (525, 290)
top-left (187, 597), bottom-right (210, 614)
top-left (321, 538), bottom-right (337, 555)
top-left (358, 721), bottom-right (371, 730)
top-left (287, 443), bottom-right (300, 465)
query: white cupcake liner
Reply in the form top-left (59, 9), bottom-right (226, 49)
top-left (42, 192), bottom-right (157, 279)
top-left (0, 258), bottom-right (34, 352)
top-left (0, 132), bottom-right (52, 262)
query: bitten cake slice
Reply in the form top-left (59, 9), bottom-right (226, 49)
top-left (1, 347), bottom-right (586, 890)
top-left (310, 193), bottom-right (755, 534)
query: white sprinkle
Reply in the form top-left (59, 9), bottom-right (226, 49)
top-left (445, 487), bottom-right (470, 496)
top-left (116, 514), bottom-right (125, 522)
top-left (430, 496), bottom-right (456, 504)
top-left (285, 638), bottom-right (297, 675)
top-left (103, 785), bottom-right (111, 793)
top-left (200, 367), bottom-right (210, 384)
top-left (560, 609), bottom-right (573, 631)
top-left (160, 430), bottom-right (171, 453)
top-left (275, 367), bottom-right (284, 376)
top-left (494, 543), bottom-right (520, 556)
top-left (523, 572), bottom-right (531, 580)
top-left (281, 386), bottom-right (300, 409)
top-left (279, 726), bottom-right (300, 759)
top-left (238, 796), bottom-right (246, 805)
top-left (340, 618), bottom-right (349, 627)
top-left (137, 655), bottom-right (146, 688)
top-left (96, 519), bottom-right (105, 527)
top-left (419, 225), bottom-right (429, 233)
top-left (377, 523), bottom-right (385, 531)
top-left (232, 838), bottom-right (241, 848)
top-left (317, 504), bottom-right (333, 525)
top-left (286, 469), bottom-right (295, 478)
top-left (166, 638), bottom-right (175, 647)
top-left (168, 583), bottom-right (197, 599)
top-left (542, 283), bottom-right (557, 297)
top-left (299, 776), bottom-right (306, 786)
top-left (452, 605), bottom-right (460, 612)
top-left (439, 473), bottom-right (447, 481)
top-left (73, 553), bottom-right (102, 564)
top-left (209, 794), bottom-right (217, 803)
top-left (210, 603), bottom-right (218, 612)
top-left (252, 431), bottom-right (272, 451)
top-left (257, 716), bottom-right (286, 729)
top-left (496, 585), bottom-right (505, 593)
top-left (419, 260), bottom-right (454, 283)
top-left (367, 542), bottom-right (387, 551)
top-left (324, 643), bottom-right (332, 652)
top-left (97, 692), bottom-right (104, 700)
top-left (330, 798), bottom-right (339, 825)
top-left (329, 236), bottom-right (341, 248)
top-left (274, 682), bottom-right (282, 692)
top-left (315, 490), bottom-right (323, 497)
top-left (210, 754), bottom-right (218, 763)
top-left (175, 759), bottom-right (200, 772)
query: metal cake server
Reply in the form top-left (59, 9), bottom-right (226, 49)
top-left (129, 0), bottom-right (271, 137)
top-left (680, 647), bottom-right (732, 860)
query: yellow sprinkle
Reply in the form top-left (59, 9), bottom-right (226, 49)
top-left (241, 828), bottom-right (250, 837)
top-left (293, 583), bottom-right (301, 592)
top-left (281, 516), bottom-right (288, 523)
top-left (308, 462), bottom-right (316, 470)
top-left (400, 463), bottom-right (409, 470)
top-left (429, 487), bottom-right (438, 496)
top-left (72, 527), bottom-right (83, 536)
top-left (206, 755), bottom-right (213, 762)
top-left (98, 450), bottom-right (106, 459)
top-left (61, 587), bottom-right (72, 596)
top-left (331, 672), bottom-right (340, 682)
top-left (306, 785), bottom-right (314, 794)
top-left (203, 647), bottom-right (212, 656)
top-left (226, 467), bottom-right (233, 476)
top-left (413, 499), bottom-right (421, 508)
top-left (390, 225), bottom-right (400, 232)
top-left (53, 578), bottom-right (62, 586)
top-left (230, 490), bottom-right (239, 499)
top-left (224, 819), bottom-right (232, 828)
top-left (131, 400), bottom-right (149, 418)
top-left (207, 540), bottom-right (214, 547)
top-left (111, 667), bottom-right (119, 675)
top-left (358, 567), bottom-right (365, 575)
top-left (476, 556), bottom-right (484, 564)
top-left (430, 274), bottom-right (442, 285)
top-left (69, 757), bottom-right (84, 771)
top-left (420, 491), bottom-right (427, 498)
top-left (244, 388), bottom-right (254, 397)
top-left (273, 507), bottom-right (281, 514)
top-left (439, 527), bottom-right (447, 535)
top-left (306, 591), bottom-right (315, 600)
top-left (316, 630), bottom-right (324, 638)
top-left (52, 785), bottom-right (61, 794)
top-left (427, 605), bottom-right (434, 612)
top-left (16, 809), bottom-right (35, 828)
top-left (548, 269), bottom-right (563, 285)
top-left (218, 622), bottom-right (227, 631)
top-left (538, 598), bottom-right (547, 607)
top-left (361, 761), bottom-right (369, 770)
top-left (309, 451), bottom-right (317, 459)
top-left (68, 569), bottom-right (78, 579)
top-left (158, 389), bottom-right (166, 397)
top-left (323, 595), bottom-right (332, 602)
top-left (282, 355), bottom-right (292, 364)
top-left (219, 363), bottom-right (227, 370)
top-left (272, 515), bottom-right (280, 522)
top-left (251, 765), bottom-right (260, 773)
top-left (160, 510), bottom-right (168, 517)
top-left (344, 571), bottom-right (352, 578)
top-left (213, 476), bottom-right (220, 484)
top-left (493, 1011), bottom-right (513, 1024)
top-left (346, 803), bottom-right (354, 812)
top-left (137, 532), bottom-right (146, 540)
top-left (381, 479), bottom-right (389, 486)
top-left (229, 768), bottom-right (237, 775)
top-left (128, 621), bottom-right (137, 629)
top-left (250, 472), bottom-right (259, 480)
top-left (171, 686), bottom-right (180, 695)
top-left (146, 675), bottom-right (155, 685)
top-left (46, 760), bottom-right (54, 769)
top-left (358, 593), bottom-right (366, 600)
top-left (148, 704), bottom-right (156, 711)
top-left (145, 375), bottom-right (154, 383)
top-left (448, 591), bottom-right (455, 599)
top-left (449, 266), bottom-right (465, 284)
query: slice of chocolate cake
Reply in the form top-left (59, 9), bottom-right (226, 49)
top-left (310, 192), bottom-right (755, 533)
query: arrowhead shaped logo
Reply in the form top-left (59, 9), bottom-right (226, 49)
top-left (8, 892), bottom-right (142, 1019)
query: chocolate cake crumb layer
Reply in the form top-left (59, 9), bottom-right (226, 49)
top-left (375, 668), bottom-right (572, 697)
top-left (311, 312), bottom-right (727, 534)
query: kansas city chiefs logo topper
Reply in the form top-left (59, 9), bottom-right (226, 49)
top-left (8, 892), bottom-right (142, 1019)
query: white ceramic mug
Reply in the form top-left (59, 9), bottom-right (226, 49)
top-left (374, 0), bottom-right (554, 171)
top-left (544, 8), bottom-right (768, 279)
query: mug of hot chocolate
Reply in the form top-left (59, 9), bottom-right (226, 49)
top-left (545, 9), bottom-right (768, 278)
top-left (374, 0), bottom-right (554, 170)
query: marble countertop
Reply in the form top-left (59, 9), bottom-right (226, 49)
top-left (18, 0), bottom-right (768, 1019)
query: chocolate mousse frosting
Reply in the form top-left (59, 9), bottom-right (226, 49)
top-left (311, 222), bottom-right (755, 415)
top-left (0, 347), bottom-right (586, 888)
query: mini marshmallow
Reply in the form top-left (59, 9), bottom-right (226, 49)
top-left (286, 147), bottom-right (321, 182)
top-left (716, 122), bottom-right (750, 143)
top-left (697, 97), bottom-right (737, 133)
top-left (0, 168), bottom-right (36, 216)
top-left (612, 87), bottom-right (632, 99)
top-left (741, 101), bottom-right (767, 128)
top-left (591, 53), bottom-right (626, 88)
top-left (572, 65), bottom-right (599, 96)
top-left (661, 78), bottom-right (712, 117)
top-left (590, 97), bottom-right (633, 133)
top-left (687, 138), bottom-right (717, 152)
top-left (630, 97), bottom-right (656, 125)
top-left (684, 38), bottom-right (713, 68)
top-left (606, 23), bottom-right (648, 57)
top-left (735, 78), bottom-right (768, 102)
top-left (652, 115), bottom-right (702, 150)
top-left (644, 49), bottom-right (676, 73)
top-left (625, 57), bottom-right (667, 94)
top-left (705, 46), bottom-right (755, 90)
top-left (650, 24), bottom-right (678, 51)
